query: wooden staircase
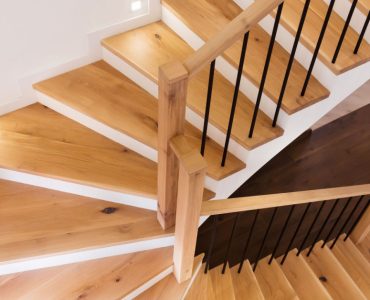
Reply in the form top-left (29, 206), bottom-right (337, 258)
top-left (0, 0), bottom-right (369, 298)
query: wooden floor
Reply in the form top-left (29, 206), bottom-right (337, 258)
top-left (34, 61), bottom-right (245, 180)
top-left (280, 0), bottom-right (370, 74)
top-left (0, 179), bottom-right (172, 264)
top-left (102, 22), bottom-right (284, 150)
top-left (162, 0), bottom-right (330, 114)
top-left (0, 247), bottom-right (173, 300)
top-left (196, 104), bottom-right (370, 269)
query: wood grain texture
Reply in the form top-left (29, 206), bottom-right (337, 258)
top-left (201, 184), bottom-right (370, 216)
top-left (357, 233), bottom-right (370, 262)
top-left (0, 103), bottom-right (157, 199)
top-left (255, 256), bottom-right (298, 300)
top-left (209, 264), bottom-right (236, 300)
top-left (34, 61), bottom-right (245, 181)
top-left (352, 204), bottom-right (370, 244)
top-left (102, 22), bottom-right (283, 150)
top-left (230, 262), bottom-right (265, 300)
top-left (136, 255), bottom-right (204, 300)
top-left (303, 245), bottom-right (366, 300)
top-left (185, 264), bottom-right (216, 300)
top-left (162, 0), bottom-right (330, 114)
top-left (279, 0), bottom-right (370, 74)
top-left (0, 248), bottom-right (173, 300)
top-left (280, 249), bottom-right (332, 300)
top-left (351, 0), bottom-right (370, 16)
top-left (171, 136), bottom-right (207, 282)
top-left (332, 236), bottom-right (370, 297)
top-left (0, 179), bottom-right (172, 264)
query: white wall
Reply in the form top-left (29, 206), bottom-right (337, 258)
top-left (0, 0), bottom-right (150, 107)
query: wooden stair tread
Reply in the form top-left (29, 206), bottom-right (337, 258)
top-left (280, 249), bottom-right (332, 300)
top-left (185, 264), bottom-right (216, 300)
top-left (353, 0), bottom-right (370, 15)
top-left (357, 233), bottom-right (370, 262)
top-left (0, 103), bottom-right (158, 199)
top-left (332, 236), bottom-right (370, 297)
top-left (102, 22), bottom-right (284, 150)
top-left (162, 0), bottom-right (330, 114)
top-left (208, 264), bottom-right (236, 299)
top-left (230, 261), bottom-right (265, 300)
top-left (303, 244), bottom-right (366, 300)
top-left (0, 247), bottom-right (173, 299)
top-left (0, 179), bottom-right (172, 264)
top-left (136, 255), bottom-right (203, 300)
top-left (280, 0), bottom-right (370, 74)
top-left (34, 61), bottom-right (245, 180)
top-left (254, 256), bottom-right (299, 300)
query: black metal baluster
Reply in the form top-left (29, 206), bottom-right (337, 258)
top-left (269, 206), bottom-right (295, 264)
top-left (354, 11), bottom-right (370, 54)
top-left (306, 199), bottom-right (340, 256)
top-left (301, 0), bottom-right (336, 96)
top-left (297, 201), bottom-right (326, 255)
top-left (322, 197), bottom-right (352, 248)
top-left (200, 60), bottom-right (216, 156)
top-left (253, 207), bottom-right (278, 271)
top-left (273, 0), bottom-right (311, 127)
top-left (330, 196), bottom-right (364, 249)
top-left (332, 0), bottom-right (358, 63)
top-left (222, 213), bottom-right (241, 274)
top-left (221, 32), bottom-right (249, 166)
top-left (281, 203), bottom-right (312, 265)
top-left (249, 3), bottom-right (284, 138)
top-left (345, 198), bottom-right (369, 241)
top-left (238, 210), bottom-right (260, 273)
top-left (205, 215), bottom-right (218, 273)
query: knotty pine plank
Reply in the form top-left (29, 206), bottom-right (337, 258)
top-left (34, 61), bottom-right (245, 180)
top-left (279, 0), bottom-right (370, 74)
top-left (0, 248), bottom-right (173, 299)
top-left (0, 179), bottom-right (172, 263)
top-left (162, 0), bottom-right (330, 114)
top-left (102, 22), bottom-right (284, 150)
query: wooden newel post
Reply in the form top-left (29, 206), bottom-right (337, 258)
top-left (158, 61), bottom-right (189, 230)
top-left (170, 136), bottom-right (207, 283)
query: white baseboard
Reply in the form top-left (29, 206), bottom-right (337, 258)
top-left (0, 168), bottom-right (157, 211)
top-left (0, 236), bottom-right (174, 277)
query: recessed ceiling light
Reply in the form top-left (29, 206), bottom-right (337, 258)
top-left (131, 0), bottom-right (142, 12)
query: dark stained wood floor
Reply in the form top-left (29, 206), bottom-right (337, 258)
top-left (196, 104), bottom-right (370, 269)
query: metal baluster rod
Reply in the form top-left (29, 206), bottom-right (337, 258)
top-left (306, 199), bottom-right (340, 256)
top-left (354, 11), bottom-right (370, 54)
top-left (332, 0), bottom-right (358, 63)
top-left (221, 32), bottom-right (249, 167)
top-left (297, 202), bottom-right (326, 256)
top-left (281, 203), bottom-right (312, 265)
top-left (322, 197), bottom-right (352, 248)
top-left (345, 198), bottom-right (369, 241)
top-left (205, 215), bottom-right (218, 273)
top-left (249, 3), bottom-right (284, 138)
top-left (200, 60), bottom-right (216, 156)
top-left (253, 207), bottom-right (278, 271)
top-left (301, 0), bottom-right (336, 96)
top-left (273, 0), bottom-right (311, 127)
top-left (238, 210), bottom-right (260, 273)
top-left (222, 214), bottom-right (241, 274)
top-left (330, 196), bottom-right (364, 249)
top-left (269, 206), bottom-right (295, 264)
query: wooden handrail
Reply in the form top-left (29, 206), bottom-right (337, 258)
top-left (183, 0), bottom-right (284, 78)
top-left (201, 184), bottom-right (370, 216)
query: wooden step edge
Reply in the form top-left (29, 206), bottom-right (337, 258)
top-left (355, 233), bottom-right (370, 263)
top-left (185, 263), bottom-right (216, 299)
top-left (280, 249), bottom-right (333, 300)
top-left (303, 243), bottom-right (367, 300)
top-left (134, 254), bottom-right (204, 300)
top-left (230, 261), bottom-right (265, 300)
top-left (209, 264), bottom-right (236, 300)
top-left (331, 235), bottom-right (370, 297)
